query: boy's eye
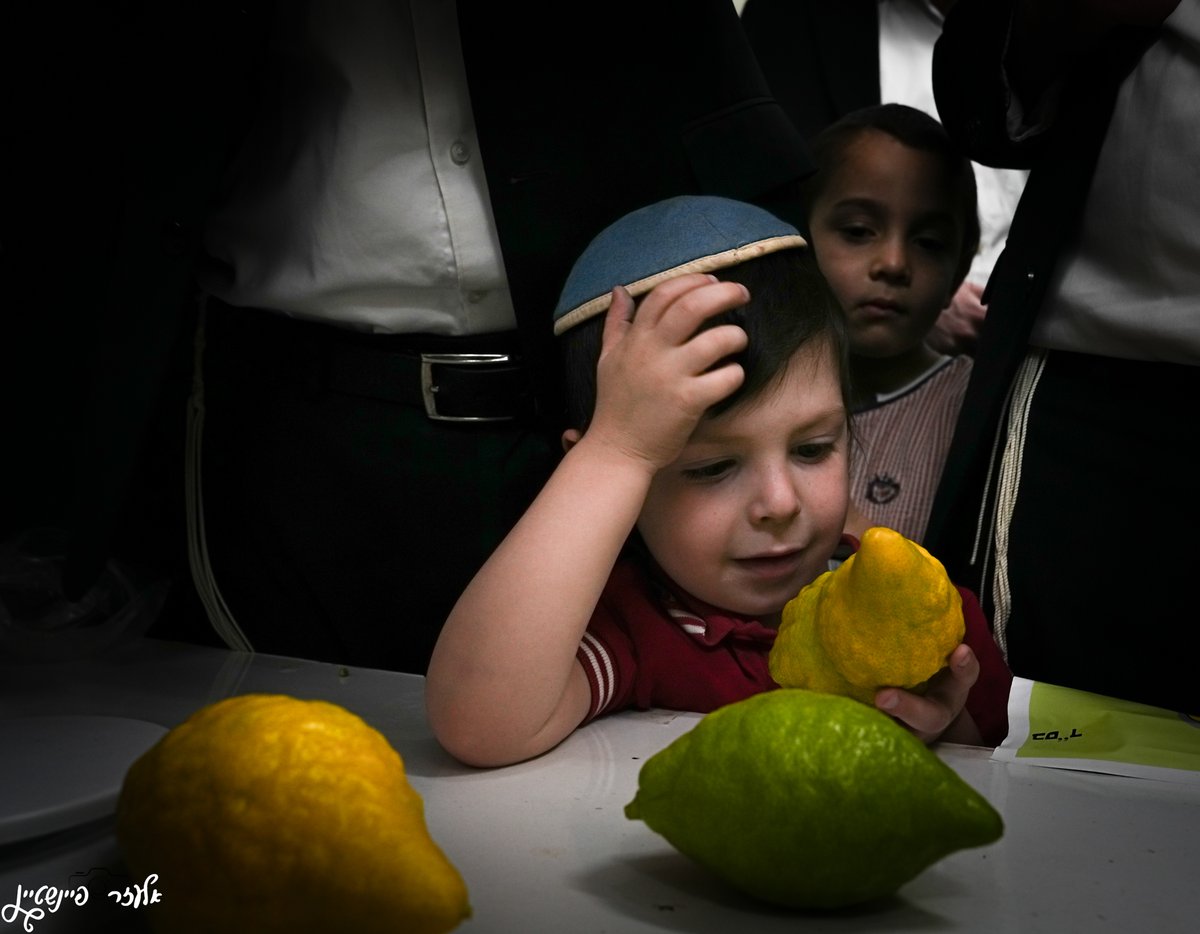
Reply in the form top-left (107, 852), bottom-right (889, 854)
top-left (838, 224), bottom-right (873, 243)
top-left (915, 235), bottom-right (950, 253)
top-left (682, 460), bottom-right (735, 481)
top-left (792, 442), bottom-right (834, 462)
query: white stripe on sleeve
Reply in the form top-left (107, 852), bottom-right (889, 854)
top-left (579, 632), bottom-right (615, 716)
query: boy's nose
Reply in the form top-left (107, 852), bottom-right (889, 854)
top-left (869, 236), bottom-right (910, 284)
top-left (751, 465), bottom-right (801, 524)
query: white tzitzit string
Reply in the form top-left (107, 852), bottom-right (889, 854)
top-left (967, 374), bottom-right (1019, 602)
top-left (989, 350), bottom-right (1047, 661)
top-left (185, 300), bottom-right (254, 654)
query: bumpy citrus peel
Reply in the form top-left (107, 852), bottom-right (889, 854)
top-left (769, 526), bottom-right (964, 703)
top-left (116, 694), bottom-right (470, 934)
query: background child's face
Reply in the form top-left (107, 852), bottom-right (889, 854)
top-left (808, 129), bottom-right (966, 360)
top-left (635, 339), bottom-right (848, 619)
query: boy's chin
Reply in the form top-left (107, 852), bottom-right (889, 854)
top-left (848, 339), bottom-right (908, 360)
top-left (715, 590), bottom-right (796, 622)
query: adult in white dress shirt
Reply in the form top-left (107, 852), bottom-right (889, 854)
top-left (2, 1), bottom-right (814, 672)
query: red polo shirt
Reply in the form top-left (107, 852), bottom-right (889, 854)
top-left (575, 545), bottom-right (1013, 746)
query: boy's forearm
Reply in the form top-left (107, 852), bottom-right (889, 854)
top-left (425, 435), bottom-right (656, 765)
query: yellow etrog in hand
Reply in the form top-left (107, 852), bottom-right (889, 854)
top-left (769, 526), bottom-right (964, 703)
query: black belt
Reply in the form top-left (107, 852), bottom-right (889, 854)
top-left (206, 299), bottom-right (537, 423)
top-left (328, 344), bottom-right (533, 422)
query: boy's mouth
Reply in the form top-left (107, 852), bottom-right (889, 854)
top-left (734, 549), bottom-right (805, 581)
top-left (856, 298), bottom-right (904, 317)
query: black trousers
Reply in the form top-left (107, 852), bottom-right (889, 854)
top-left (191, 303), bottom-right (558, 674)
top-left (986, 349), bottom-right (1200, 714)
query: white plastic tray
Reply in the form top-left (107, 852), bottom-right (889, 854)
top-left (0, 715), bottom-right (168, 845)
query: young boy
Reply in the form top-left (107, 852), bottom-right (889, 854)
top-left (426, 196), bottom-right (1002, 767)
top-left (804, 104), bottom-right (980, 544)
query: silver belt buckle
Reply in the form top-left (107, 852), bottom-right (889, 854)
top-left (420, 353), bottom-right (515, 422)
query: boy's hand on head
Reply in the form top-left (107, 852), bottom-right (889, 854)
top-left (874, 644), bottom-right (983, 745)
top-left (586, 274), bottom-right (749, 472)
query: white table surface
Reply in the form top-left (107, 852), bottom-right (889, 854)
top-left (2, 638), bottom-right (1198, 933)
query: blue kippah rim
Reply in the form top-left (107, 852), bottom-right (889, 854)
top-left (552, 233), bottom-right (807, 335)
top-left (552, 195), bottom-right (807, 336)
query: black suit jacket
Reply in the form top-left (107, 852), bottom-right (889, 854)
top-left (740, 0), bottom-right (881, 144)
top-left (923, 0), bottom-right (1161, 587)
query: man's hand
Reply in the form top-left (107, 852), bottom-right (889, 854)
top-left (586, 274), bottom-right (749, 472)
top-left (875, 644), bottom-right (983, 745)
top-left (928, 281), bottom-right (986, 356)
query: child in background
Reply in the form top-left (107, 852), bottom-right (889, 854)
top-left (804, 104), bottom-right (980, 544)
top-left (426, 196), bottom-right (1006, 768)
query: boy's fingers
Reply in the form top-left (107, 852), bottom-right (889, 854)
top-left (922, 646), bottom-right (980, 721)
top-left (680, 323), bottom-right (749, 374)
top-left (655, 281), bottom-right (751, 346)
top-left (878, 691), bottom-right (953, 741)
top-left (599, 286), bottom-right (636, 352)
top-left (950, 642), bottom-right (980, 676)
top-left (610, 284), bottom-right (636, 323)
top-left (943, 643), bottom-right (980, 697)
top-left (692, 362), bottom-right (746, 408)
top-left (633, 275), bottom-right (750, 341)
top-left (601, 274), bottom-right (749, 350)
top-left (876, 688), bottom-right (942, 736)
top-left (876, 645), bottom-right (980, 740)
top-left (630, 273), bottom-right (720, 327)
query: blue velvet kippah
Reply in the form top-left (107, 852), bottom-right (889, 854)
top-left (552, 195), bottom-right (807, 335)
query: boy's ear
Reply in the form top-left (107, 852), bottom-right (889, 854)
top-left (561, 428), bottom-right (583, 454)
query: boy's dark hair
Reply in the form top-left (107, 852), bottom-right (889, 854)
top-left (560, 246), bottom-right (849, 433)
top-left (802, 102), bottom-right (981, 291)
